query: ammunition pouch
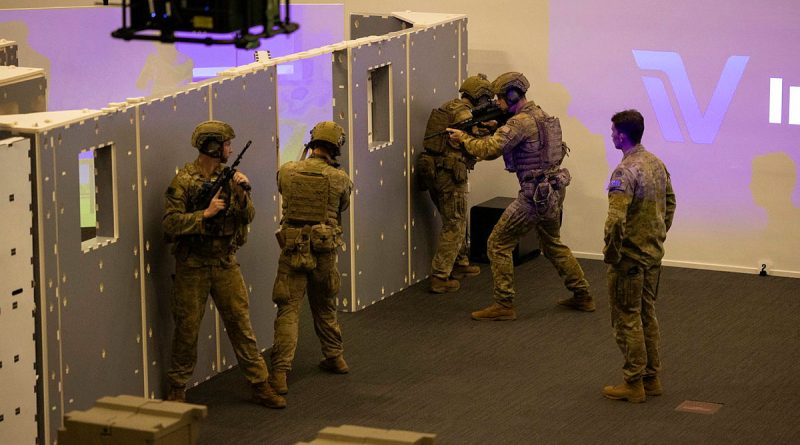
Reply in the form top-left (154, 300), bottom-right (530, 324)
top-left (437, 155), bottom-right (468, 184)
top-left (276, 226), bottom-right (317, 271)
top-left (521, 168), bottom-right (568, 220)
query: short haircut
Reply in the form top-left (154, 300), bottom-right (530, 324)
top-left (612, 109), bottom-right (645, 144)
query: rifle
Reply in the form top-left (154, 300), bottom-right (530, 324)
top-left (192, 140), bottom-right (252, 212)
top-left (424, 102), bottom-right (512, 140)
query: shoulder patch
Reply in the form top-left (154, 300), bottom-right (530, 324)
top-left (607, 172), bottom-right (627, 193)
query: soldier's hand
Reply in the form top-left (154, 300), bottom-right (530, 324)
top-left (447, 128), bottom-right (465, 143)
top-left (203, 189), bottom-right (226, 218)
top-left (233, 171), bottom-right (251, 189)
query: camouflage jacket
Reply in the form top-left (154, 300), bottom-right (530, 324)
top-left (604, 145), bottom-right (677, 266)
top-left (163, 158), bottom-right (254, 259)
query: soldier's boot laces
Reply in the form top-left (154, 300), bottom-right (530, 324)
top-left (643, 376), bottom-right (663, 396)
top-left (557, 291), bottom-right (596, 312)
top-left (429, 276), bottom-right (460, 294)
top-left (451, 263), bottom-right (481, 279)
top-left (252, 382), bottom-right (287, 409)
top-left (268, 371), bottom-right (288, 395)
top-left (602, 380), bottom-right (646, 403)
top-left (319, 355), bottom-right (350, 374)
top-left (166, 385), bottom-right (186, 403)
top-left (471, 303), bottom-right (517, 321)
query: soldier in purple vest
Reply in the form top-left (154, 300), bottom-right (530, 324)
top-left (448, 72), bottom-right (593, 320)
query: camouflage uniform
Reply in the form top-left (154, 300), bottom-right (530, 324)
top-left (425, 98), bottom-right (477, 281)
top-left (271, 156), bottom-right (352, 372)
top-left (163, 159), bottom-right (268, 387)
top-left (604, 144), bottom-right (676, 383)
top-left (460, 100), bottom-right (590, 307)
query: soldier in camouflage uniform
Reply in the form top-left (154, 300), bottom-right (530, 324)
top-left (163, 120), bottom-right (286, 408)
top-left (419, 75), bottom-right (493, 293)
top-left (602, 109), bottom-right (676, 403)
top-left (448, 72), bottom-right (593, 320)
top-left (269, 122), bottom-right (353, 396)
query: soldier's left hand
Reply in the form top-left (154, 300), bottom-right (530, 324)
top-left (447, 128), bottom-right (465, 143)
top-left (233, 171), bottom-right (251, 189)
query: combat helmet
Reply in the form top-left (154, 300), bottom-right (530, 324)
top-left (309, 121), bottom-right (346, 158)
top-left (459, 74), bottom-right (493, 107)
top-left (492, 72), bottom-right (530, 104)
top-left (191, 120), bottom-right (235, 158)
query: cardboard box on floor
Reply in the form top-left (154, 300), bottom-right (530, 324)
top-left (58, 395), bottom-right (207, 445)
top-left (297, 424), bottom-right (436, 444)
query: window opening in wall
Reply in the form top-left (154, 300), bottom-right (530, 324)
top-left (79, 144), bottom-right (118, 252)
top-left (367, 63), bottom-right (393, 149)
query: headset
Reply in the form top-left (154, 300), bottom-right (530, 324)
top-left (505, 88), bottom-right (522, 106)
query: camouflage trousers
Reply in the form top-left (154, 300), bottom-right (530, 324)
top-left (488, 190), bottom-right (589, 307)
top-left (430, 188), bottom-right (470, 280)
top-left (271, 250), bottom-right (343, 372)
top-left (167, 257), bottom-right (268, 387)
top-left (608, 258), bottom-right (662, 382)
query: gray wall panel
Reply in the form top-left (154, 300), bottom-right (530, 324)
top-left (408, 23), bottom-right (464, 284)
top-left (53, 114), bottom-right (144, 413)
top-left (331, 49), bottom-right (353, 311)
top-left (210, 69), bottom-right (280, 370)
top-left (34, 131), bottom-right (62, 445)
top-left (0, 137), bottom-right (37, 445)
top-left (348, 36), bottom-right (409, 310)
top-left (350, 14), bottom-right (410, 39)
top-left (138, 88), bottom-right (216, 393)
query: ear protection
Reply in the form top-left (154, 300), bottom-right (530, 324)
top-left (506, 88), bottom-right (521, 105)
top-left (199, 135), bottom-right (225, 158)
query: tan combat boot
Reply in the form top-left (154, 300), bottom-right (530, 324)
top-left (319, 355), bottom-right (350, 374)
top-left (268, 371), bottom-right (288, 395)
top-left (252, 382), bottom-right (287, 409)
top-left (643, 376), bottom-right (663, 396)
top-left (471, 302), bottom-right (517, 321)
top-left (165, 384), bottom-right (186, 403)
top-left (451, 263), bottom-right (481, 279)
top-left (430, 276), bottom-right (460, 293)
top-left (557, 291), bottom-right (596, 312)
top-left (602, 380), bottom-right (646, 403)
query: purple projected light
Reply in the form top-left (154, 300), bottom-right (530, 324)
top-left (633, 50), bottom-right (748, 144)
top-left (0, 5), bottom-right (343, 110)
top-left (549, 0), bottom-right (800, 270)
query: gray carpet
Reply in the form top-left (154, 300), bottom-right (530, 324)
top-left (188, 257), bottom-right (800, 445)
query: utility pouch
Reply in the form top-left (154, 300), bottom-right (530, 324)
top-left (452, 158), bottom-right (468, 184)
top-left (310, 224), bottom-right (338, 253)
top-left (415, 152), bottom-right (437, 191)
top-left (533, 181), bottom-right (559, 220)
top-left (280, 226), bottom-right (317, 271)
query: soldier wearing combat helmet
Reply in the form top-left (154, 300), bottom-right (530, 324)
top-left (417, 75), bottom-right (493, 293)
top-left (448, 72), bottom-right (594, 320)
top-left (163, 120), bottom-right (286, 408)
top-left (269, 121), bottom-right (353, 396)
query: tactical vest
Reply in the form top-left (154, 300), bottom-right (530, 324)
top-left (505, 103), bottom-right (569, 183)
top-left (281, 157), bottom-right (346, 227)
top-left (285, 171), bottom-right (330, 225)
